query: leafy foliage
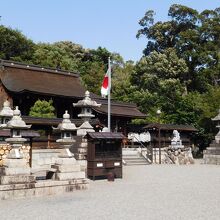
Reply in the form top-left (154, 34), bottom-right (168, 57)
top-left (29, 100), bottom-right (55, 118)
top-left (137, 4), bottom-right (220, 93)
top-left (0, 25), bottom-right (35, 62)
top-left (134, 4), bottom-right (220, 149)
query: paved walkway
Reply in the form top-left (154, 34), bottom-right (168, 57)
top-left (1, 162), bottom-right (220, 220)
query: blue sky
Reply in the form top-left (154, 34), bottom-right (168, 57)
top-left (1, 0), bottom-right (219, 61)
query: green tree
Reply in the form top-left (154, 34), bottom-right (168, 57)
top-left (0, 25), bottom-right (35, 62)
top-left (32, 42), bottom-right (124, 96)
top-left (130, 48), bottom-right (188, 119)
top-left (29, 100), bottom-right (55, 118)
top-left (111, 61), bottom-right (135, 102)
top-left (81, 61), bottom-right (106, 94)
top-left (137, 4), bottom-right (220, 92)
top-left (32, 42), bottom-right (80, 71)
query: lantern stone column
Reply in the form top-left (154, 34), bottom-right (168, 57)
top-left (52, 111), bottom-right (86, 181)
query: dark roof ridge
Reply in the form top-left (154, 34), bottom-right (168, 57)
top-left (0, 59), bottom-right (79, 77)
top-left (143, 123), bottom-right (197, 131)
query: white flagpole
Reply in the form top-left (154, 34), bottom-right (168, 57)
top-left (108, 57), bottom-right (111, 132)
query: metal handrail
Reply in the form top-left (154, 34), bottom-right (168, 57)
top-left (131, 136), bottom-right (152, 163)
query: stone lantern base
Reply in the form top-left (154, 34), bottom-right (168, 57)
top-left (203, 140), bottom-right (220, 165)
top-left (52, 158), bottom-right (86, 181)
top-left (0, 158), bottom-right (35, 184)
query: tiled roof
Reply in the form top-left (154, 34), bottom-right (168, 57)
top-left (0, 60), bottom-right (87, 98)
top-left (0, 60), bottom-right (146, 118)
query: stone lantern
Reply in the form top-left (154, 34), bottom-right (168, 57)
top-left (53, 110), bottom-right (77, 158)
top-left (0, 100), bottom-right (13, 128)
top-left (212, 109), bottom-right (220, 143)
top-left (51, 110), bottom-right (86, 181)
top-left (73, 91), bottom-right (101, 162)
top-left (5, 106), bottom-right (31, 159)
top-left (73, 91), bottom-right (101, 136)
top-left (0, 106), bottom-right (35, 187)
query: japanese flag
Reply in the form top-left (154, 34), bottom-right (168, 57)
top-left (101, 67), bottom-right (111, 97)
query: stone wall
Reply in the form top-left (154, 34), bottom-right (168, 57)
top-left (152, 147), bottom-right (194, 164)
top-left (0, 143), bottom-right (30, 166)
top-left (31, 149), bottom-right (61, 169)
top-left (164, 147), bottom-right (194, 165)
top-left (0, 144), bottom-right (61, 169)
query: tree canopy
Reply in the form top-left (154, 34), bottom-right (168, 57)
top-left (0, 25), bottom-right (35, 62)
top-left (0, 4), bottom-right (220, 150)
top-left (137, 4), bottom-right (220, 93)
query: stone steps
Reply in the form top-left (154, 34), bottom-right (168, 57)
top-left (123, 149), bottom-right (150, 166)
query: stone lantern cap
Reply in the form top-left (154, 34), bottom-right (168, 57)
top-left (73, 91), bottom-right (101, 108)
top-left (6, 106), bottom-right (31, 129)
top-left (53, 110), bottom-right (77, 131)
top-left (0, 100), bottom-right (13, 117)
top-left (212, 109), bottom-right (220, 121)
top-left (78, 121), bottom-right (94, 130)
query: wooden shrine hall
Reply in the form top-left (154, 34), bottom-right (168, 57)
top-left (143, 123), bottom-right (197, 148)
top-left (0, 60), bottom-right (146, 148)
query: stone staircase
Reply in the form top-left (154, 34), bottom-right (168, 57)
top-left (123, 148), bottom-right (151, 166)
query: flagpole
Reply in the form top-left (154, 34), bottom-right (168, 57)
top-left (108, 57), bottom-right (111, 132)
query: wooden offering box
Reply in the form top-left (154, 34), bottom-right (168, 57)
top-left (86, 132), bottom-right (124, 180)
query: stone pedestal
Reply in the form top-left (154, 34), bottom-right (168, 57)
top-left (203, 141), bottom-right (220, 165)
top-left (73, 137), bottom-right (88, 171)
top-left (52, 158), bottom-right (86, 180)
top-left (0, 158), bottom-right (35, 185)
top-left (74, 137), bottom-right (88, 160)
top-left (203, 110), bottom-right (220, 165)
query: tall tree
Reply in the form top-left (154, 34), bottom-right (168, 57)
top-left (137, 5), bottom-right (220, 92)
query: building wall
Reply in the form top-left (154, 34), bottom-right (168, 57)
top-left (0, 83), bottom-right (13, 108)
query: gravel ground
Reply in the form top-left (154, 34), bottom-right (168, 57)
top-left (1, 161), bottom-right (220, 220)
